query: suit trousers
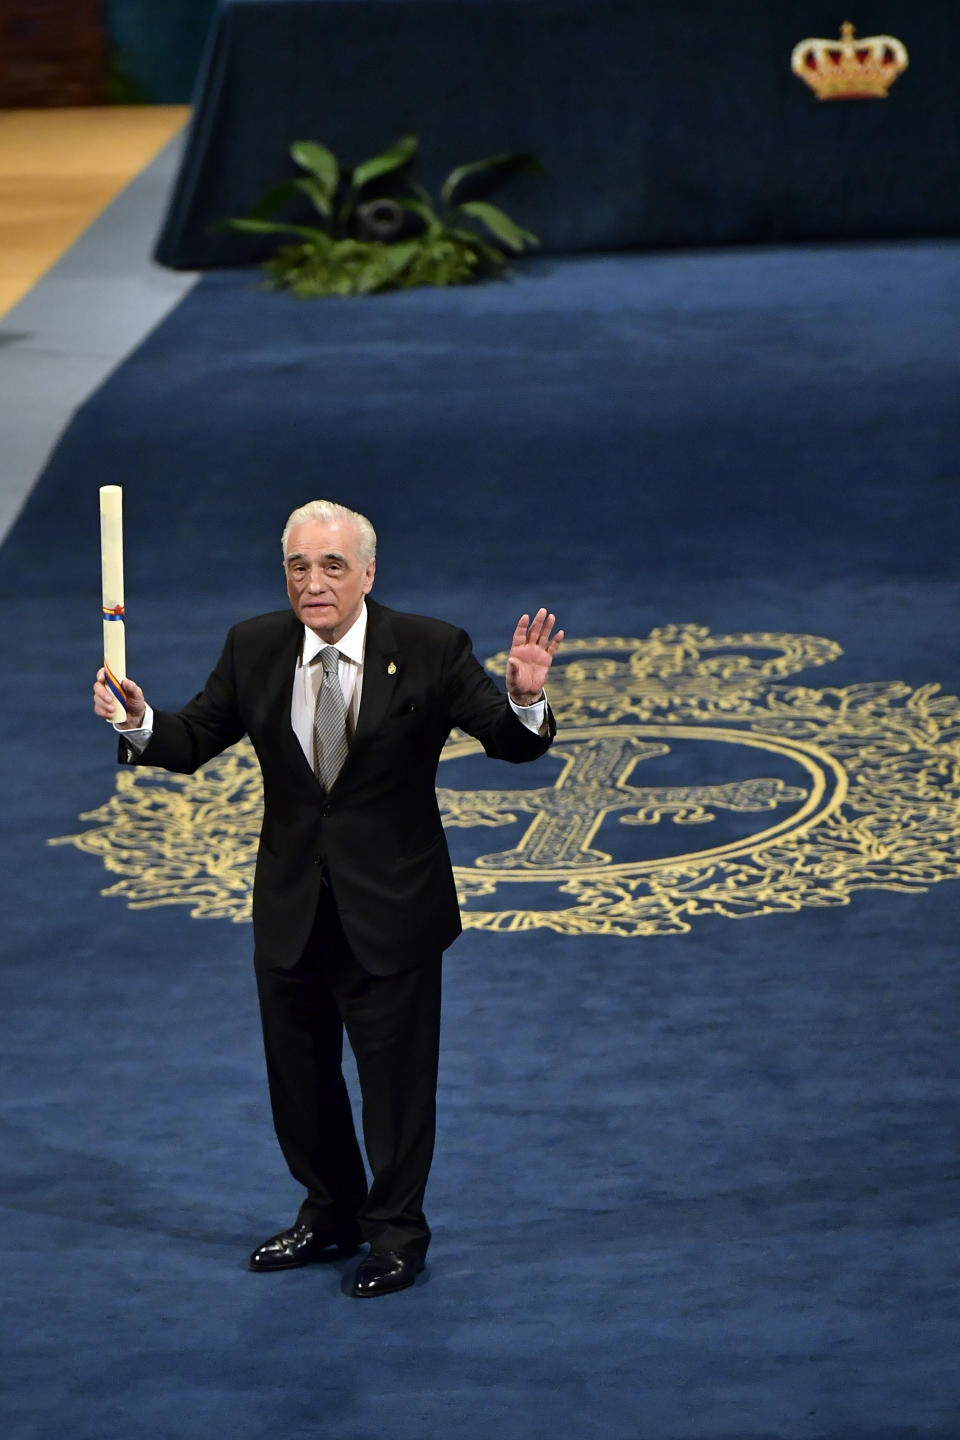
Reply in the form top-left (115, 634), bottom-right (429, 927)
top-left (254, 885), bottom-right (442, 1257)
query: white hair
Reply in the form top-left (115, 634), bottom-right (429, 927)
top-left (281, 499), bottom-right (377, 563)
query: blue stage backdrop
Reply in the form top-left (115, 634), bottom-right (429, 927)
top-left (155, 0), bottom-right (960, 267)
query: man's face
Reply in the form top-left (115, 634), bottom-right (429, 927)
top-left (284, 518), bottom-right (376, 642)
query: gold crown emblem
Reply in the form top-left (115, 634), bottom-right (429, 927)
top-left (791, 20), bottom-right (909, 99)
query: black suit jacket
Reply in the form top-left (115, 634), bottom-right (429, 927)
top-left (123, 598), bottom-right (555, 974)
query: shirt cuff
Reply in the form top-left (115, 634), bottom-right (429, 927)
top-left (508, 693), bottom-right (548, 735)
top-left (114, 703), bottom-right (154, 753)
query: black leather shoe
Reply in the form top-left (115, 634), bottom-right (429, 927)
top-left (350, 1248), bottom-right (425, 1297)
top-left (249, 1220), bottom-right (363, 1272)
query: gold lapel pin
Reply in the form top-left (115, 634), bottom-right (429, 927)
top-left (387, 661), bottom-right (397, 675)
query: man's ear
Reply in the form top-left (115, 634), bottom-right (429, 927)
top-left (363, 557), bottom-right (376, 593)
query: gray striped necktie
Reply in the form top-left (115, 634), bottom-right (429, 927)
top-left (313, 648), bottom-right (349, 789)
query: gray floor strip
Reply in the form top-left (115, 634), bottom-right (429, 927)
top-left (0, 132), bottom-right (198, 546)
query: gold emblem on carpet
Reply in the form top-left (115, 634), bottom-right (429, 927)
top-left (53, 627), bottom-right (960, 936)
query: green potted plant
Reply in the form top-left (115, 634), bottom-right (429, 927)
top-left (222, 133), bottom-right (540, 296)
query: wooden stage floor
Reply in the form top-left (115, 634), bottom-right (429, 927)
top-left (0, 106), bottom-right (190, 318)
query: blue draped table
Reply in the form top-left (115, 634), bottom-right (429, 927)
top-left (155, 0), bottom-right (960, 267)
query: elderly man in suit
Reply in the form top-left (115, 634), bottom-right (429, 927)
top-left (93, 499), bottom-right (562, 1297)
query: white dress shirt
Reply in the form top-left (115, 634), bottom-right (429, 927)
top-left (290, 605), bottom-right (368, 766)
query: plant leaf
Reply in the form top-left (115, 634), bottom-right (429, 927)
top-left (399, 197), bottom-right (440, 227)
top-left (291, 177), bottom-right (334, 219)
top-left (453, 201), bottom-right (539, 252)
top-left (290, 141), bottom-right (339, 196)
top-left (440, 153), bottom-right (541, 209)
top-left (248, 180), bottom-right (302, 220)
top-left (445, 226), bottom-right (507, 272)
top-left (408, 179), bottom-right (435, 207)
top-left (354, 240), bottom-right (421, 294)
top-left (222, 218), bottom-right (332, 244)
top-left (351, 133), bottom-right (419, 192)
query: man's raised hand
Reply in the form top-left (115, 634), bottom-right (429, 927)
top-left (505, 608), bottom-right (564, 707)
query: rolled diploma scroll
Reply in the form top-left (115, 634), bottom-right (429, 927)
top-left (99, 485), bottom-right (127, 722)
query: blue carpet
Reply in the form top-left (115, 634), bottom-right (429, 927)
top-left (2, 245), bottom-right (959, 1439)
